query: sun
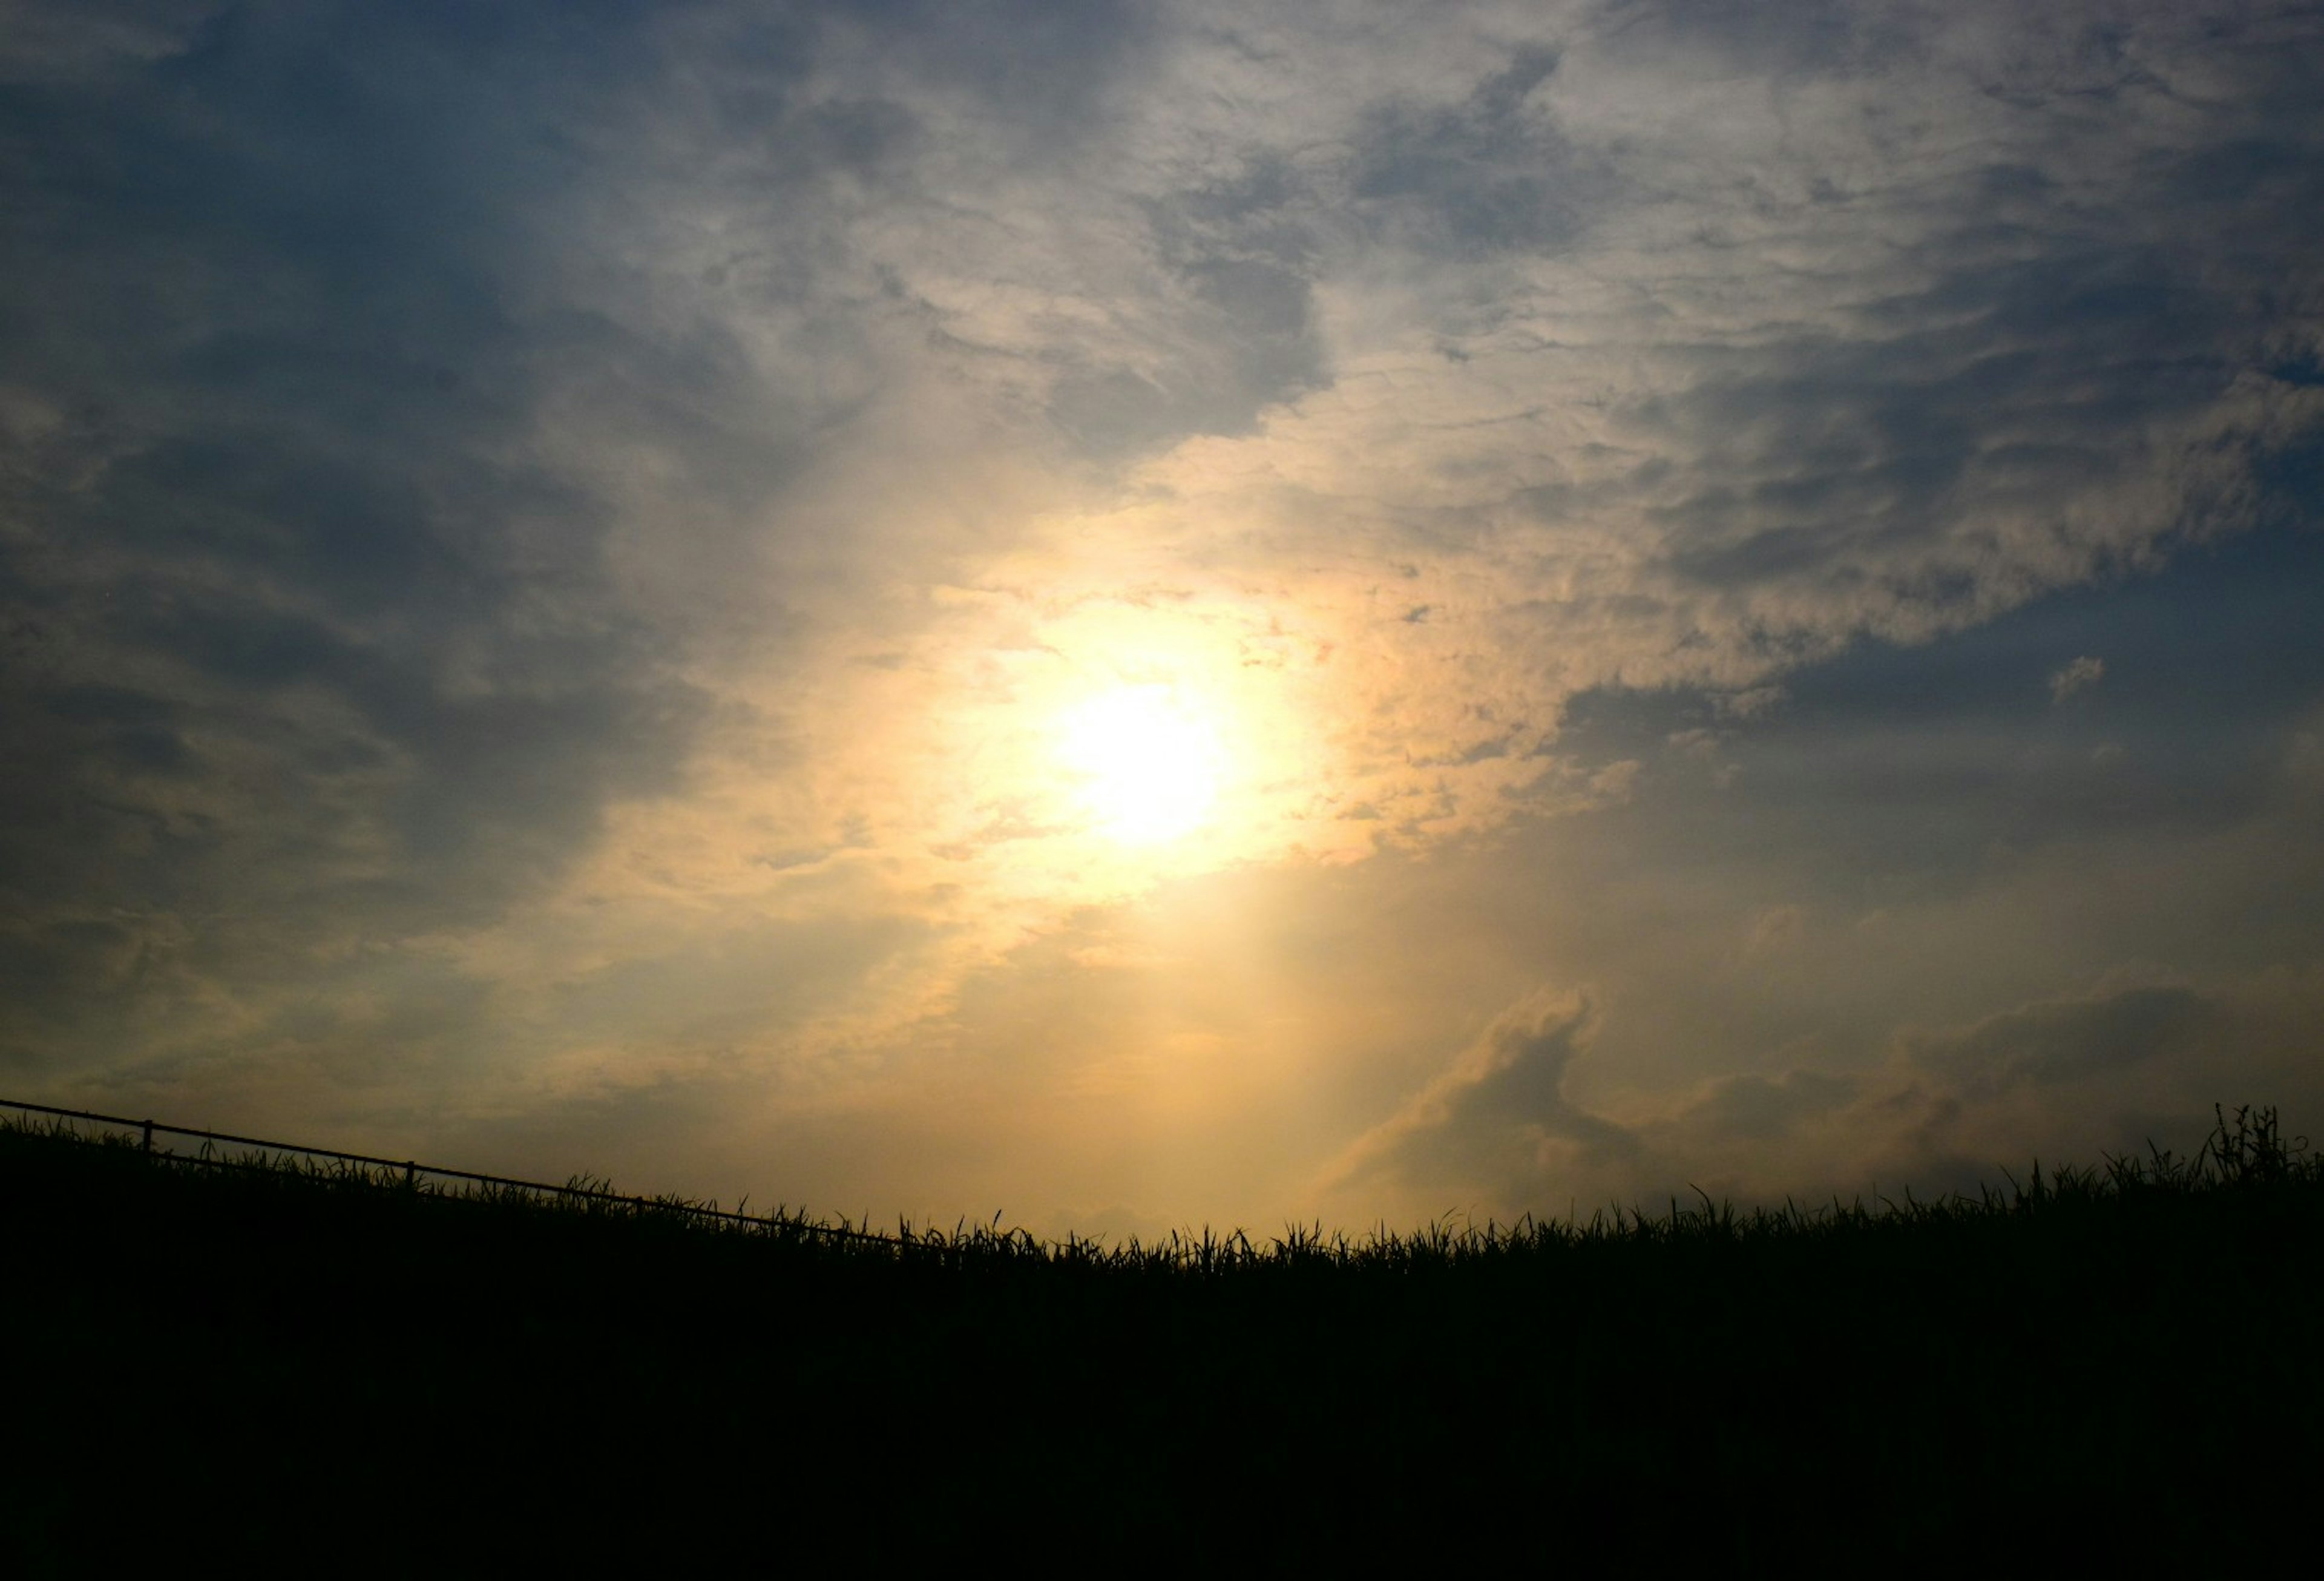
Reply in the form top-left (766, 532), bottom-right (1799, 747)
top-left (1055, 684), bottom-right (1224, 844)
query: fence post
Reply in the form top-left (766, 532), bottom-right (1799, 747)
top-left (142, 1119), bottom-right (153, 1154)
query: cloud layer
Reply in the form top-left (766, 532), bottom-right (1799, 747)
top-left (4, 1), bottom-right (2322, 1226)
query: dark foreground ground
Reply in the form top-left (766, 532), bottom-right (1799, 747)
top-left (5, 1111), bottom-right (2320, 1570)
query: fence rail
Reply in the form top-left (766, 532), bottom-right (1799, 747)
top-left (0, 1095), bottom-right (920, 1250)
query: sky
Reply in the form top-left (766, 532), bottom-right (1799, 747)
top-left (5, 0), bottom-right (2324, 1237)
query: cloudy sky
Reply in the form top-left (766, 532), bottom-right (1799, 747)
top-left (7, 0), bottom-right (2323, 1235)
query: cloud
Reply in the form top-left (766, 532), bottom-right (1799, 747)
top-left (1328, 990), bottom-right (1639, 1204)
top-left (1333, 983), bottom-right (2219, 1215)
top-left (15, 2), bottom-right (2322, 929)
top-left (982, 0), bottom-right (2324, 855)
top-left (1667, 1069), bottom-right (1857, 1145)
top-left (2050, 656), bottom-right (2104, 703)
top-left (2, 1), bottom-right (2322, 1224)
top-left (1900, 983), bottom-right (2221, 1102)
top-left (1626, 981), bottom-right (2241, 1205)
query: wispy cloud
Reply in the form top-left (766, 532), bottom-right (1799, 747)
top-left (2050, 656), bottom-right (2105, 703)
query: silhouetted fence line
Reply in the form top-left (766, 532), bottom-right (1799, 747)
top-left (0, 1095), bottom-right (925, 1251)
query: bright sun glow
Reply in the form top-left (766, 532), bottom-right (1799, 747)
top-left (1055, 684), bottom-right (1224, 844)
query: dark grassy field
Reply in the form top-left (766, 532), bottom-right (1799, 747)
top-left (5, 1106), bottom-right (2319, 1569)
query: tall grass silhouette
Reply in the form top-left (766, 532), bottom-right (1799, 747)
top-left (5, 1102), bottom-right (2316, 1567)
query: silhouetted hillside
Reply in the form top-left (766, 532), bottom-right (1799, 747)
top-left (6, 1108), bottom-right (2317, 1568)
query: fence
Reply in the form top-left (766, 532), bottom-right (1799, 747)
top-left (0, 1094), bottom-right (917, 1250)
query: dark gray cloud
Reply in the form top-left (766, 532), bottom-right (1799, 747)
top-left (1902, 984), bottom-right (2221, 1101)
top-left (1349, 45), bottom-right (1603, 261)
top-left (1671, 1069), bottom-right (1857, 1145)
top-left (1643, 981), bottom-right (2264, 1208)
top-left (0, 2), bottom-right (777, 1066)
